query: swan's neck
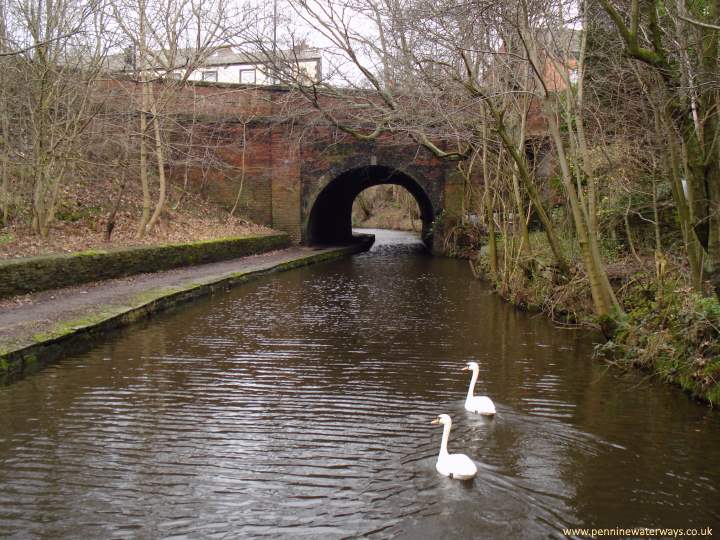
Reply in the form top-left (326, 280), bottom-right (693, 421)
top-left (439, 422), bottom-right (451, 457)
top-left (466, 369), bottom-right (479, 401)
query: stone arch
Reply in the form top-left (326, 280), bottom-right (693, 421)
top-left (306, 165), bottom-right (435, 247)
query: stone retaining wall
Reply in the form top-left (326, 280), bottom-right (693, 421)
top-left (0, 234), bottom-right (290, 299)
top-left (0, 236), bottom-right (373, 383)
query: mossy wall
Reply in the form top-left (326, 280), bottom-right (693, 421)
top-left (0, 236), bottom-right (373, 384)
top-left (0, 234), bottom-right (290, 299)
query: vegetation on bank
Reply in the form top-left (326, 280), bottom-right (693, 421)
top-left (266, 0), bottom-right (720, 405)
top-left (607, 281), bottom-right (720, 404)
top-left (460, 227), bottom-right (720, 405)
top-left (0, 168), bottom-right (272, 260)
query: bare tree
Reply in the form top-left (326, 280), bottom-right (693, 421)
top-left (2, 0), bottom-right (108, 236)
top-left (109, 0), bottom-right (249, 237)
top-left (239, 0), bottom-right (635, 316)
top-left (596, 0), bottom-right (720, 295)
top-left (0, 0), bottom-right (10, 225)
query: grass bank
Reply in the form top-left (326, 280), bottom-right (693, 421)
top-left (469, 231), bottom-right (720, 405)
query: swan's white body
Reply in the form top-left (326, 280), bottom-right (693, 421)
top-left (464, 362), bottom-right (496, 415)
top-left (431, 414), bottom-right (477, 480)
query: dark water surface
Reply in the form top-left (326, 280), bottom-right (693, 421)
top-left (1, 229), bottom-right (719, 538)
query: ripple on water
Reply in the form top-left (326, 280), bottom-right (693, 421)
top-left (1, 229), bottom-right (719, 538)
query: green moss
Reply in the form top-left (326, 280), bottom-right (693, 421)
top-left (31, 312), bottom-right (119, 343)
top-left (0, 233), bottom-right (290, 299)
top-left (56, 204), bottom-right (102, 223)
top-left (130, 287), bottom-right (183, 306)
top-left (0, 240), bottom-right (371, 385)
top-left (706, 382), bottom-right (720, 406)
top-left (73, 249), bottom-right (107, 257)
top-left (599, 279), bottom-right (720, 404)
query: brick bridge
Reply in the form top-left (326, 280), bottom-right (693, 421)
top-left (127, 82), bottom-right (471, 251)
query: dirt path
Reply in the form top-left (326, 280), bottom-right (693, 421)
top-left (0, 245), bottom-right (342, 354)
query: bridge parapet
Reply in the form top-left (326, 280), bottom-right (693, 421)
top-left (99, 80), bottom-right (471, 250)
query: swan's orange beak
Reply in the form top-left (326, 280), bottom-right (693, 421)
top-left (430, 418), bottom-right (440, 425)
top-left (462, 366), bottom-right (469, 371)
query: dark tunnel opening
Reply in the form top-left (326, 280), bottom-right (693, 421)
top-left (306, 166), bottom-right (435, 247)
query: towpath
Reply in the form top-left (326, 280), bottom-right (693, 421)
top-left (0, 242), bottom-right (370, 375)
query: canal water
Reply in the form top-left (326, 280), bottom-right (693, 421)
top-left (1, 229), bottom-right (718, 538)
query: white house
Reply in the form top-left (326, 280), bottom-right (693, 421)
top-left (106, 46), bottom-right (322, 86)
top-left (185, 47), bottom-right (321, 85)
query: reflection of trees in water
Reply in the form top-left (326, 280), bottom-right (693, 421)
top-left (2, 245), bottom-right (720, 534)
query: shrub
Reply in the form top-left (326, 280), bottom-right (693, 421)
top-left (601, 278), bottom-right (720, 403)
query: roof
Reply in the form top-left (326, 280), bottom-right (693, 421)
top-left (103, 46), bottom-right (322, 73)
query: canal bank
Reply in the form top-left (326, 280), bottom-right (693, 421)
top-left (0, 235), bottom-right (374, 383)
top-left (1, 228), bottom-right (717, 538)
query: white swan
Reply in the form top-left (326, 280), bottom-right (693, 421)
top-left (463, 361), bottom-right (496, 415)
top-left (431, 414), bottom-right (477, 480)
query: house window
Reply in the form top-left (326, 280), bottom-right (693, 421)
top-left (169, 72), bottom-right (182, 80)
top-left (239, 69), bottom-right (256, 84)
top-left (202, 71), bottom-right (218, 82)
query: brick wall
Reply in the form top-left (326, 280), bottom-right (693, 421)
top-left (270, 120), bottom-right (302, 241)
top-left (97, 79), bottom-right (462, 245)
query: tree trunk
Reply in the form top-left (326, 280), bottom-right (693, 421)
top-left (40, 164), bottom-right (65, 238)
top-left (666, 129), bottom-right (703, 291)
top-left (0, 80), bottom-right (9, 226)
top-left (136, 82), bottom-right (151, 238)
top-left (681, 113), bottom-right (720, 294)
top-left (547, 110), bottom-right (621, 317)
top-left (229, 121), bottom-right (248, 219)
top-left (31, 69), bottom-right (51, 235)
top-left (493, 114), bottom-right (570, 275)
top-left (146, 93), bottom-right (166, 232)
top-left (510, 110), bottom-right (531, 254)
top-left (0, 151), bottom-right (8, 226)
top-left (482, 125), bottom-right (498, 275)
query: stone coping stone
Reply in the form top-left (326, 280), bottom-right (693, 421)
top-left (0, 235), bottom-right (375, 384)
top-left (0, 234), bottom-right (290, 299)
